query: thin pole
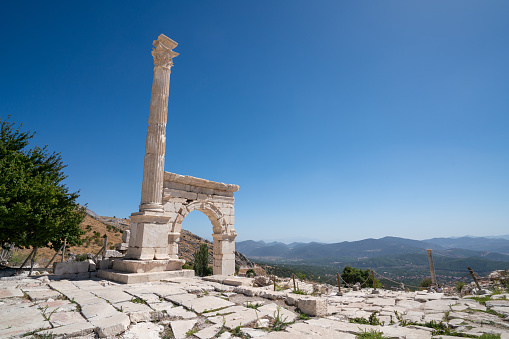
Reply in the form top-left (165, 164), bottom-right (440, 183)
top-left (427, 249), bottom-right (437, 286)
top-left (371, 270), bottom-right (376, 290)
top-left (29, 247), bottom-right (38, 276)
top-left (45, 244), bottom-right (64, 269)
top-left (292, 274), bottom-right (296, 292)
top-left (19, 248), bottom-right (35, 269)
top-left (61, 238), bottom-right (67, 262)
top-left (336, 273), bottom-right (342, 292)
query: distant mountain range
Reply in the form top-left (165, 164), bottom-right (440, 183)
top-left (236, 236), bottom-right (509, 262)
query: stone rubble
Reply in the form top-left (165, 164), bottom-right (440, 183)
top-left (0, 273), bottom-right (508, 338)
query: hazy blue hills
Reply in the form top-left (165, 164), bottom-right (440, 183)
top-left (424, 236), bottom-right (509, 254)
top-left (236, 236), bottom-right (509, 262)
top-left (239, 236), bottom-right (509, 285)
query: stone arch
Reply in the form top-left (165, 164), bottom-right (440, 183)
top-left (172, 200), bottom-right (226, 235)
top-left (162, 172), bottom-right (238, 275)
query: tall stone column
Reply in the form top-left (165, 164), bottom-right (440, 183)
top-left (126, 35), bottom-right (178, 261)
top-left (140, 34), bottom-right (178, 212)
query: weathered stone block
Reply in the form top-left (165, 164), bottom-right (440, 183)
top-left (53, 261), bottom-right (90, 275)
top-left (297, 297), bottom-right (328, 316)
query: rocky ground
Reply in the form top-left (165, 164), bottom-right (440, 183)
top-left (1, 270), bottom-right (508, 338)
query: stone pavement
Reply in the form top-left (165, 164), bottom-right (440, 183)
top-left (1, 273), bottom-right (509, 338)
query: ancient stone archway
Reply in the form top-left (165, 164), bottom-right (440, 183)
top-left (162, 172), bottom-right (238, 275)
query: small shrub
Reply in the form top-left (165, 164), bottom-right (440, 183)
top-left (246, 268), bottom-right (256, 277)
top-left (356, 329), bottom-right (390, 339)
top-left (455, 282), bottom-right (466, 293)
top-left (419, 277), bottom-right (432, 288)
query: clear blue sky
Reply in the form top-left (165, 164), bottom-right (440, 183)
top-left (1, 1), bottom-right (508, 243)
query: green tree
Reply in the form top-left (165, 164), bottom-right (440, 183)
top-left (341, 265), bottom-right (380, 287)
top-left (0, 117), bottom-right (85, 251)
top-left (193, 243), bottom-right (212, 277)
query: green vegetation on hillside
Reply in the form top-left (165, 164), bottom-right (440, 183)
top-left (0, 117), bottom-right (85, 253)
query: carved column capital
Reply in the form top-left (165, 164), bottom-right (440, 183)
top-left (152, 35), bottom-right (179, 70)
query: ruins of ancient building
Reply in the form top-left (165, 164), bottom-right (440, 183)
top-left (99, 34), bottom-right (238, 283)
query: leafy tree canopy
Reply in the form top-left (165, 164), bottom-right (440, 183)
top-left (0, 116), bottom-right (85, 250)
top-left (341, 265), bottom-right (380, 288)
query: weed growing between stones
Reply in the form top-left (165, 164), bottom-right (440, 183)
top-left (470, 296), bottom-right (492, 305)
top-left (296, 309), bottom-right (310, 320)
top-left (270, 306), bottom-right (293, 332)
top-left (230, 325), bottom-right (248, 338)
top-left (245, 301), bottom-right (263, 309)
top-left (130, 296), bottom-right (147, 304)
top-left (185, 328), bottom-right (198, 336)
top-left (356, 329), bottom-right (390, 339)
top-left (479, 334), bottom-right (501, 339)
top-left (350, 312), bottom-right (384, 326)
top-left (39, 305), bottom-right (59, 321)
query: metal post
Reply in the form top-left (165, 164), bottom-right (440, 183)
top-left (292, 274), bottom-right (296, 292)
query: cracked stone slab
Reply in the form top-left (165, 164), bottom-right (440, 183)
top-left (114, 300), bottom-right (156, 322)
top-left (89, 312), bottom-right (130, 338)
top-left (195, 324), bottom-right (223, 339)
top-left (170, 319), bottom-right (197, 339)
top-left (0, 288), bottom-right (24, 298)
top-left (81, 302), bottom-right (119, 319)
top-left (24, 289), bottom-right (62, 301)
top-left (49, 310), bottom-right (88, 327)
top-left (122, 322), bottom-right (164, 339)
top-left (209, 308), bottom-right (260, 328)
top-left (180, 295), bottom-right (235, 314)
top-left (92, 289), bottom-right (133, 303)
top-left (36, 322), bottom-right (96, 338)
top-left (165, 305), bottom-right (197, 319)
top-left (258, 303), bottom-right (298, 322)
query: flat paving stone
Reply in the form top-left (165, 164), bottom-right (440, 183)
top-left (37, 321), bottom-right (96, 337)
top-left (81, 302), bottom-right (119, 319)
top-left (89, 312), bottom-right (130, 338)
top-left (182, 295), bottom-right (235, 313)
top-left (195, 324), bottom-right (222, 339)
top-left (165, 305), bottom-right (198, 319)
top-left (209, 308), bottom-right (260, 328)
top-left (35, 299), bottom-right (78, 312)
top-left (49, 310), bottom-right (88, 327)
top-left (257, 303), bottom-right (297, 322)
top-left (164, 292), bottom-right (197, 305)
top-left (114, 300), bottom-right (155, 322)
top-left (170, 319), bottom-right (197, 339)
top-left (121, 322), bottom-right (164, 339)
top-left (25, 289), bottom-right (62, 301)
top-left (93, 288), bottom-right (133, 303)
top-left (0, 288), bottom-right (24, 298)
